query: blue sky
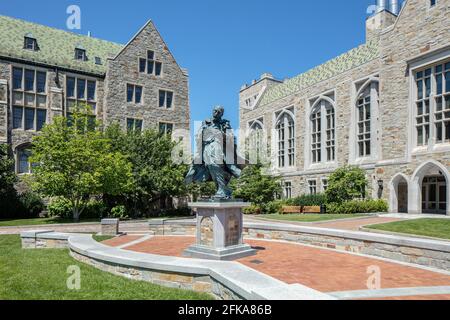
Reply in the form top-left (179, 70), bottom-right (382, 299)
top-left (0, 0), bottom-right (395, 131)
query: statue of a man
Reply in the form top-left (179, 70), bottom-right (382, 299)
top-left (185, 106), bottom-right (244, 199)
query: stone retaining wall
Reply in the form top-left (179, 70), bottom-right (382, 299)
top-left (149, 220), bottom-right (450, 271)
top-left (70, 250), bottom-right (242, 300)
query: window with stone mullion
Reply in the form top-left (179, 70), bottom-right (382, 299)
top-left (277, 121), bottom-right (285, 168)
top-left (434, 62), bottom-right (450, 143)
top-left (11, 67), bottom-right (47, 131)
top-left (357, 91), bottom-right (372, 156)
top-left (311, 99), bottom-right (335, 163)
top-left (416, 69), bottom-right (431, 146)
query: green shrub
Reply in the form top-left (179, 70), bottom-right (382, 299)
top-left (47, 197), bottom-right (72, 218)
top-left (327, 199), bottom-right (388, 214)
top-left (284, 193), bottom-right (327, 206)
top-left (243, 205), bottom-right (263, 215)
top-left (18, 192), bottom-right (44, 217)
top-left (263, 200), bottom-right (284, 214)
top-left (110, 205), bottom-right (128, 219)
top-left (326, 166), bottom-right (368, 203)
top-left (48, 197), bottom-right (106, 219)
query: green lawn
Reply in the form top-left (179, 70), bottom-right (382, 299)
top-left (366, 218), bottom-right (450, 240)
top-left (0, 217), bottom-right (101, 227)
top-left (257, 214), bottom-right (367, 223)
top-left (0, 235), bottom-right (212, 300)
top-left (92, 235), bottom-right (114, 242)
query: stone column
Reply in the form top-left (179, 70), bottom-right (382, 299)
top-left (101, 219), bottom-right (120, 236)
top-left (183, 201), bottom-right (256, 261)
top-left (49, 87), bottom-right (63, 120)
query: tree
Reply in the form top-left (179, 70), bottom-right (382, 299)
top-left (30, 110), bottom-right (133, 221)
top-left (325, 165), bottom-right (368, 203)
top-left (231, 163), bottom-right (281, 211)
top-left (105, 124), bottom-right (187, 215)
top-left (186, 182), bottom-right (216, 202)
top-left (0, 144), bottom-right (19, 217)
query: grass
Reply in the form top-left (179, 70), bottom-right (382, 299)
top-left (257, 214), bottom-right (367, 223)
top-left (0, 235), bottom-right (212, 300)
top-left (366, 218), bottom-right (450, 240)
top-left (0, 217), bottom-right (101, 227)
top-left (92, 235), bottom-right (114, 242)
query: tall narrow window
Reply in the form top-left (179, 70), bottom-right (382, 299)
top-left (159, 90), bottom-right (173, 108)
top-left (159, 122), bottom-right (173, 136)
top-left (276, 112), bottom-right (295, 168)
top-left (311, 98), bottom-right (335, 164)
top-left (247, 121), bottom-right (264, 163)
top-left (13, 68), bottom-right (23, 90)
top-left (127, 118), bottom-right (143, 133)
top-left (283, 182), bottom-right (292, 199)
top-left (357, 87), bottom-right (372, 156)
top-left (416, 69), bottom-right (431, 146)
top-left (308, 180), bottom-right (317, 195)
top-left (17, 148), bottom-right (32, 174)
top-left (434, 62), bottom-right (450, 143)
top-left (127, 84), bottom-right (143, 104)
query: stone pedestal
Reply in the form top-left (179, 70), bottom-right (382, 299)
top-left (101, 218), bottom-right (119, 236)
top-left (183, 201), bottom-right (256, 261)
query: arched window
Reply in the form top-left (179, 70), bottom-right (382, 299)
top-left (276, 112), bottom-right (295, 168)
top-left (311, 99), bottom-right (335, 163)
top-left (247, 121), bottom-right (263, 163)
top-left (356, 81), bottom-right (378, 158)
top-left (16, 147), bottom-right (32, 174)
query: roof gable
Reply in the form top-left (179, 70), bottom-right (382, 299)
top-left (0, 15), bottom-right (124, 75)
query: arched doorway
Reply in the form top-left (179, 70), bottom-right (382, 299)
top-left (410, 161), bottom-right (449, 215)
top-left (390, 174), bottom-right (409, 213)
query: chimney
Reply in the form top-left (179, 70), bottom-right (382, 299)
top-left (376, 0), bottom-right (387, 12)
top-left (390, 0), bottom-right (399, 15)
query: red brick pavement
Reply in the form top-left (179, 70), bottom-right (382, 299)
top-left (121, 236), bottom-right (450, 296)
top-left (101, 235), bottom-right (144, 247)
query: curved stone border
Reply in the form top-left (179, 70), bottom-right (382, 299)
top-left (149, 219), bottom-right (450, 271)
top-left (20, 230), bottom-right (333, 301)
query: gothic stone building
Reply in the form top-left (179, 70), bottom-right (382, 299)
top-left (239, 0), bottom-right (450, 215)
top-left (0, 15), bottom-right (190, 175)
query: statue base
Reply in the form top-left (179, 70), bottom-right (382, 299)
top-left (183, 201), bottom-right (257, 261)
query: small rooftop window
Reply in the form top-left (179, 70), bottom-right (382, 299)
top-left (75, 48), bottom-right (86, 61)
top-left (23, 36), bottom-right (38, 51)
top-left (94, 57), bottom-right (102, 65)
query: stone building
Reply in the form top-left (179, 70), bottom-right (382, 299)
top-left (239, 0), bottom-right (450, 215)
top-left (0, 15), bottom-right (190, 175)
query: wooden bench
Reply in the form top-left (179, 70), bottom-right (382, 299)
top-left (281, 206), bottom-right (323, 214)
top-left (302, 206), bottom-right (322, 214)
top-left (281, 206), bottom-right (302, 214)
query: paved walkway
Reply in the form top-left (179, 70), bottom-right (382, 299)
top-left (115, 235), bottom-right (450, 300)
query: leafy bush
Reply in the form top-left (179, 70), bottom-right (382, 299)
top-left (18, 192), bottom-right (45, 217)
top-left (326, 199), bottom-right (388, 214)
top-left (326, 166), bottom-right (368, 203)
top-left (284, 194), bottom-right (327, 206)
top-left (243, 205), bottom-right (263, 215)
top-left (47, 198), bottom-right (73, 218)
top-left (264, 200), bottom-right (284, 214)
top-left (48, 197), bottom-right (106, 219)
top-left (110, 205), bottom-right (128, 219)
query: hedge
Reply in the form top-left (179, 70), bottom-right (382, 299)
top-left (284, 194), bottom-right (327, 207)
top-left (326, 199), bottom-right (388, 214)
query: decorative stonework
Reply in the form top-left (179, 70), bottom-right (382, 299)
top-left (200, 217), bottom-right (214, 247)
top-left (226, 213), bottom-right (240, 247)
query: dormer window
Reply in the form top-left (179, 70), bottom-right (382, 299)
top-left (24, 36), bottom-right (38, 51)
top-left (94, 57), bottom-right (102, 65)
top-left (75, 48), bottom-right (86, 61)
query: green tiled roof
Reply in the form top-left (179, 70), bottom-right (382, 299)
top-left (259, 40), bottom-right (380, 106)
top-left (0, 15), bottom-right (124, 75)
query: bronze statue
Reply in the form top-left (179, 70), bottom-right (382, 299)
top-left (185, 106), bottom-right (244, 200)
